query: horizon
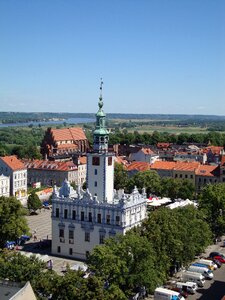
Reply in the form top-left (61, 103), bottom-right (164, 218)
top-left (0, 1), bottom-right (225, 115)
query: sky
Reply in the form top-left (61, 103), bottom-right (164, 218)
top-left (0, 0), bottom-right (225, 115)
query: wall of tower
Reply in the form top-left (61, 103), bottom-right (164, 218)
top-left (86, 152), bottom-right (114, 203)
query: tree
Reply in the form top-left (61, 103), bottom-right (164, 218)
top-left (198, 183), bottom-right (225, 237)
top-left (0, 196), bottom-right (29, 247)
top-left (27, 192), bottom-right (42, 213)
top-left (160, 178), bottom-right (195, 200)
top-left (0, 251), bottom-right (45, 282)
top-left (127, 170), bottom-right (161, 196)
top-left (88, 232), bottom-right (159, 296)
top-left (114, 163), bottom-right (128, 190)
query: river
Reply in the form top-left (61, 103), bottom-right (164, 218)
top-left (0, 118), bottom-right (95, 128)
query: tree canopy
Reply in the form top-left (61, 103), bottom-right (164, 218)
top-left (27, 192), bottom-right (42, 212)
top-left (0, 196), bottom-right (29, 247)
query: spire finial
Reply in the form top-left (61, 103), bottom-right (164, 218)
top-left (98, 78), bottom-right (104, 109)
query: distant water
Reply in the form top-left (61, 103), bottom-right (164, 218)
top-left (0, 118), bottom-right (95, 128)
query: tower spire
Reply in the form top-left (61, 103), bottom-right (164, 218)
top-left (93, 78), bottom-right (109, 153)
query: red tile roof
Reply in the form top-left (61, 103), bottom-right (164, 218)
top-left (57, 144), bottom-right (78, 150)
top-left (157, 142), bottom-right (171, 149)
top-left (51, 127), bottom-right (87, 142)
top-left (115, 156), bottom-right (128, 166)
top-left (127, 161), bottom-right (150, 172)
top-left (0, 155), bottom-right (26, 171)
top-left (24, 160), bottom-right (78, 172)
top-left (203, 146), bottom-right (223, 155)
top-left (79, 156), bottom-right (87, 165)
top-left (141, 147), bottom-right (154, 155)
top-left (195, 165), bottom-right (218, 177)
top-left (151, 161), bottom-right (200, 172)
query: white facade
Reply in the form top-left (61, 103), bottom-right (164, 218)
top-left (0, 157), bottom-right (27, 203)
top-left (0, 174), bottom-right (10, 197)
top-left (52, 182), bottom-right (147, 260)
top-left (130, 148), bottom-right (159, 164)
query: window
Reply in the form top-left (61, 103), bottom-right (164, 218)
top-left (57, 246), bottom-right (61, 253)
top-left (179, 174), bottom-right (182, 178)
top-left (106, 214), bottom-right (110, 225)
top-left (86, 251), bottom-right (90, 258)
top-left (69, 230), bottom-right (74, 239)
top-left (97, 213), bottom-right (101, 224)
top-left (92, 157), bottom-right (100, 166)
top-left (89, 212), bottom-right (92, 222)
top-left (59, 229), bottom-right (64, 238)
top-left (64, 209), bottom-right (68, 219)
top-left (69, 248), bottom-right (73, 255)
top-left (175, 174), bottom-right (178, 178)
top-left (185, 174), bottom-right (188, 178)
top-left (94, 169), bottom-right (97, 175)
top-left (81, 211), bottom-right (84, 221)
top-left (94, 181), bottom-right (97, 187)
top-left (85, 232), bottom-right (90, 242)
top-left (108, 157), bottom-right (112, 166)
top-left (56, 208), bottom-right (59, 218)
top-left (72, 210), bottom-right (76, 220)
top-left (190, 175), bottom-right (193, 179)
top-left (99, 234), bottom-right (105, 244)
top-left (116, 216), bottom-right (120, 226)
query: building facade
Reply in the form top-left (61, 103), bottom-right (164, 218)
top-left (52, 83), bottom-right (147, 260)
top-left (0, 155), bottom-right (27, 203)
top-left (0, 174), bottom-right (10, 197)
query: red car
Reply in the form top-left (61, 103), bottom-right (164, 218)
top-left (213, 256), bottom-right (225, 263)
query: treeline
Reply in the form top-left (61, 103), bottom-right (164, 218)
top-left (114, 166), bottom-right (195, 200)
top-left (109, 129), bottom-right (225, 146)
top-left (0, 127), bottom-right (44, 159)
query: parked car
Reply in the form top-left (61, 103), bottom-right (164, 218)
top-left (209, 252), bottom-right (225, 259)
top-left (212, 256), bottom-right (225, 263)
top-left (4, 241), bottom-right (16, 250)
top-left (168, 287), bottom-right (188, 298)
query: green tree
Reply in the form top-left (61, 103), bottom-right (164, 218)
top-left (127, 170), bottom-right (161, 196)
top-left (27, 192), bottom-right (42, 213)
top-left (0, 196), bottom-right (29, 247)
top-left (114, 163), bottom-right (128, 190)
top-left (198, 183), bottom-right (225, 237)
top-left (88, 232), bottom-right (159, 296)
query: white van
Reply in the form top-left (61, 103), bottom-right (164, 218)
top-left (181, 271), bottom-right (205, 287)
top-left (198, 259), bottom-right (217, 270)
top-left (154, 287), bottom-right (185, 300)
top-left (187, 266), bottom-right (213, 279)
top-left (176, 282), bottom-right (197, 294)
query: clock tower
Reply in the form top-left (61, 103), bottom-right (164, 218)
top-left (86, 80), bottom-right (114, 203)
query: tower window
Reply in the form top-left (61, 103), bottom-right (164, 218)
top-left (69, 248), bottom-right (73, 255)
top-left (81, 211), bottom-right (84, 221)
top-left (64, 209), bottom-right (68, 219)
top-left (56, 208), bottom-right (59, 218)
top-left (92, 157), bottom-right (100, 166)
top-left (72, 210), bottom-right (76, 220)
top-left (94, 169), bottom-right (97, 175)
top-left (108, 157), bottom-right (112, 166)
top-left (95, 181), bottom-right (97, 187)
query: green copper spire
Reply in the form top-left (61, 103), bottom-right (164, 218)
top-left (93, 79), bottom-right (109, 152)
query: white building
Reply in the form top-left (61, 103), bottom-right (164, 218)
top-left (129, 147), bottom-right (159, 164)
top-left (52, 82), bottom-right (147, 260)
top-left (0, 155), bottom-right (27, 204)
top-left (0, 174), bottom-right (10, 197)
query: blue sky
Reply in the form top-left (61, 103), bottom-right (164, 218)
top-left (0, 0), bottom-right (225, 115)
